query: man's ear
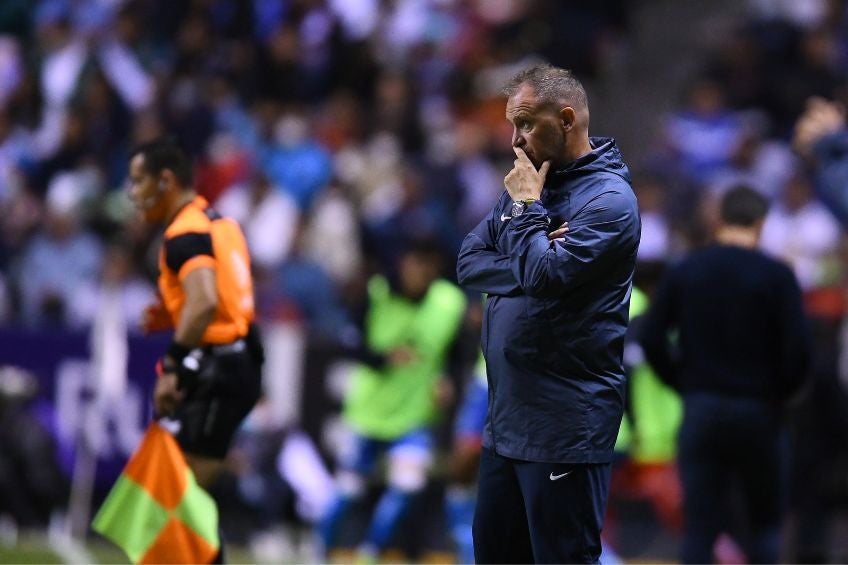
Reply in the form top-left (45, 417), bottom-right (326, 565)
top-left (559, 107), bottom-right (576, 132)
top-left (160, 168), bottom-right (177, 190)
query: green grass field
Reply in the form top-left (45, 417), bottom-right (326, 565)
top-left (0, 537), bottom-right (125, 564)
top-left (0, 537), bottom-right (260, 564)
top-left (0, 538), bottom-right (464, 564)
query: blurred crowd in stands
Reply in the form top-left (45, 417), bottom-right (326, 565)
top-left (2, 0), bottom-right (848, 561)
top-left (0, 0), bottom-right (630, 333)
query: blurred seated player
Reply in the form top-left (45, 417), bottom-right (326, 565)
top-left (128, 138), bottom-right (264, 499)
top-left (319, 240), bottom-right (466, 561)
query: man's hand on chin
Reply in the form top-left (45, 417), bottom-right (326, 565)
top-left (504, 147), bottom-right (550, 202)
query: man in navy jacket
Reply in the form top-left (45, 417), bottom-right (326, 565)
top-left (457, 63), bottom-right (640, 563)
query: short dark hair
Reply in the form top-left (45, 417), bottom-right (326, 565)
top-left (402, 237), bottom-right (446, 264)
top-left (130, 137), bottom-right (193, 187)
top-left (502, 63), bottom-right (588, 110)
top-left (720, 186), bottom-right (769, 227)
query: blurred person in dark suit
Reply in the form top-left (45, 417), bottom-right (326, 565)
top-left (640, 186), bottom-right (811, 564)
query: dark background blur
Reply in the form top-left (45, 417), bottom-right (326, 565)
top-left (1, 0), bottom-right (848, 562)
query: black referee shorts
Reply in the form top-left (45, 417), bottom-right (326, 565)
top-left (173, 340), bottom-right (262, 459)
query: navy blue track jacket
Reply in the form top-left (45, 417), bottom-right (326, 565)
top-left (457, 137), bottom-right (640, 463)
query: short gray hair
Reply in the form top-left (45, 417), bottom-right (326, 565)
top-left (502, 63), bottom-right (588, 110)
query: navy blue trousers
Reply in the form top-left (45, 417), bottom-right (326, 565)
top-left (678, 393), bottom-right (787, 564)
top-left (473, 447), bottom-right (612, 564)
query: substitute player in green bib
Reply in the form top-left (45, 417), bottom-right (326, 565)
top-left (319, 241), bottom-right (467, 561)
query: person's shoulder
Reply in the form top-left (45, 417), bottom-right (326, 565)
top-left (737, 246), bottom-right (784, 268)
top-left (662, 251), bottom-right (698, 278)
top-left (431, 279), bottom-right (467, 303)
top-left (367, 274), bottom-right (391, 299)
top-left (668, 246), bottom-right (731, 279)
top-left (581, 177), bottom-right (638, 221)
top-left (689, 244), bottom-right (760, 264)
top-left (740, 250), bottom-right (802, 294)
top-left (716, 246), bottom-right (798, 281)
top-left (591, 173), bottom-right (637, 204)
top-left (165, 204), bottom-right (212, 239)
top-left (755, 251), bottom-right (798, 281)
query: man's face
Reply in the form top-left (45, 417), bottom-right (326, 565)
top-left (505, 84), bottom-right (567, 169)
top-left (127, 154), bottom-right (165, 223)
top-left (399, 252), bottom-right (440, 301)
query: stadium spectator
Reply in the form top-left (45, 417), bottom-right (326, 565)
top-left (759, 170), bottom-right (842, 290)
top-left (706, 119), bottom-right (797, 201)
top-left (793, 96), bottom-right (848, 225)
top-left (16, 172), bottom-right (103, 329)
top-left (632, 176), bottom-right (672, 261)
top-left (215, 168), bottom-right (300, 272)
top-left (298, 182), bottom-right (363, 288)
top-left (659, 77), bottom-right (746, 185)
top-left (69, 238), bottom-right (155, 331)
top-left (4, 1), bottom-right (848, 561)
top-left (275, 225), bottom-right (350, 341)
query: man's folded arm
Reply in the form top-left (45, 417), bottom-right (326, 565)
top-left (499, 191), bottom-right (638, 298)
top-left (457, 198), bottom-right (523, 296)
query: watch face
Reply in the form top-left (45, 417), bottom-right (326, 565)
top-left (511, 201), bottom-right (526, 217)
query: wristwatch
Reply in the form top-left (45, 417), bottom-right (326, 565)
top-left (510, 198), bottom-right (537, 218)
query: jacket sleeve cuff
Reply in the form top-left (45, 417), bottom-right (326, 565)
top-left (508, 200), bottom-right (549, 229)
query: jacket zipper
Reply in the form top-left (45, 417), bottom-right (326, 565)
top-left (485, 296), bottom-right (498, 452)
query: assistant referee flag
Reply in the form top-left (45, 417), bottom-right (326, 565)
top-left (92, 422), bottom-right (219, 564)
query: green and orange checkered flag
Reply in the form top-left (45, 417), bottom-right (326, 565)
top-left (92, 422), bottom-right (220, 564)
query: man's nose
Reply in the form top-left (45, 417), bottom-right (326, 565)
top-left (512, 130), bottom-right (525, 148)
